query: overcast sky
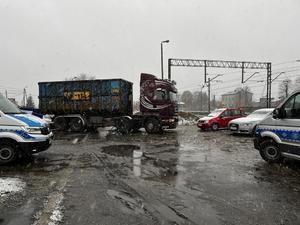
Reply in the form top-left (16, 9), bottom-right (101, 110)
top-left (0, 0), bottom-right (299, 104)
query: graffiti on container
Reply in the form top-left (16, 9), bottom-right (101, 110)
top-left (111, 88), bottom-right (120, 94)
top-left (64, 91), bottom-right (91, 100)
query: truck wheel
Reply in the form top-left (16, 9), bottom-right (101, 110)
top-left (0, 142), bottom-right (17, 165)
top-left (211, 123), bottom-right (219, 131)
top-left (259, 139), bottom-right (283, 163)
top-left (54, 117), bottom-right (67, 131)
top-left (145, 118), bottom-right (160, 134)
top-left (70, 118), bottom-right (84, 132)
top-left (117, 117), bottom-right (132, 134)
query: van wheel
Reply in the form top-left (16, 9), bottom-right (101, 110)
top-left (0, 142), bottom-right (17, 165)
top-left (211, 123), bottom-right (219, 131)
top-left (70, 118), bottom-right (84, 132)
top-left (54, 117), bottom-right (67, 131)
top-left (259, 139), bottom-right (283, 163)
top-left (145, 118), bottom-right (160, 134)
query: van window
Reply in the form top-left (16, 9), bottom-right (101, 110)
top-left (283, 93), bottom-right (300, 119)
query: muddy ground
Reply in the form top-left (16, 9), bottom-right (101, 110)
top-left (1, 125), bottom-right (300, 225)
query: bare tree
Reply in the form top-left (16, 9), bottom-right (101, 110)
top-left (294, 77), bottom-right (300, 90)
top-left (180, 91), bottom-right (193, 110)
top-left (66, 73), bottom-right (95, 81)
top-left (191, 91), bottom-right (208, 111)
top-left (278, 79), bottom-right (292, 99)
top-left (26, 95), bottom-right (35, 108)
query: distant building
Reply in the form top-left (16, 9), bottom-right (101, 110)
top-left (221, 89), bottom-right (253, 108)
top-left (252, 97), bottom-right (280, 108)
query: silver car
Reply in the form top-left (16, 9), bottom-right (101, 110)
top-left (229, 108), bottom-right (274, 135)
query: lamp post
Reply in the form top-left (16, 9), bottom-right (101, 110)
top-left (161, 40), bottom-right (169, 79)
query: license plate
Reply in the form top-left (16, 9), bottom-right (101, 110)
top-left (230, 127), bottom-right (237, 131)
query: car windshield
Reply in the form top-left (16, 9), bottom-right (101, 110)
top-left (207, 109), bottom-right (224, 117)
top-left (169, 91), bottom-right (177, 102)
top-left (0, 93), bottom-right (22, 114)
top-left (247, 110), bottom-right (272, 118)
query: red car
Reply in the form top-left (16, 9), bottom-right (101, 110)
top-left (197, 108), bottom-right (245, 131)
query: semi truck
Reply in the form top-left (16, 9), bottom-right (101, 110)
top-left (38, 73), bottom-right (178, 134)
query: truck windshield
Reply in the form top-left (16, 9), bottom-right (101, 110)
top-left (0, 94), bottom-right (22, 114)
top-left (169, 91), bottom-right (177, 102)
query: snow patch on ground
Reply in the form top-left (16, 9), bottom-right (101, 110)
top-left (49, 194), bottom-right (64, 225)
top-left (49, 208), bottom-right (63, 225)
top-left (178, 117), bottom-right (197, 126)
top-left (0, 178), bottom-right (26, 197)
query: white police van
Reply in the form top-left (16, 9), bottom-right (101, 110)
top-left (0, 93), bottom-right (53, 164)
top-left (254, 90), bottom-right (300, 163)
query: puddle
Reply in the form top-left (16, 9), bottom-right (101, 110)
top-left (102, 145), bottom-right (140, 157)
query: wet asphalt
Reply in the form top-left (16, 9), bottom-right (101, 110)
top-left (1, 125), bottom-right (300, 225)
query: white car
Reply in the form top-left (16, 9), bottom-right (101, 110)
top-left (228, 108), bottom-right (274, 135)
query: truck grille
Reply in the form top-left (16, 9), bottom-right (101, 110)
top-left (174, 104), bottom-right (178, 113)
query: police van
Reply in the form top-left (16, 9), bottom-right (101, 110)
top-left (254, 90), bottom-right (300, 163)
top-left (0, 93), bottom-right (53, 164)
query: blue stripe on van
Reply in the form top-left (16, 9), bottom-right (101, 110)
top-left (0, 129), bottom-right (35, 140)
top-left (10, 114), bottom-right (43, 127)
top-left (257, 128), bottom-right (300, 143)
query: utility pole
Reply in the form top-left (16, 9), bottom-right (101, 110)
top-left (5, 90), bottom-right (7, 98)
top-left (284, 80), bottom-right (289, 98)
top-left (213, 95), bottom-right (216, 109)
top-left (207, 74), bottom-right (223, 113)
top-left (200, 84), bottom-right (205, 111)
top-left (208, 78), bottom-right (211, 113)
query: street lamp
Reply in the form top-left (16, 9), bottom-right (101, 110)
top-left (161, 40), bottom-right (169, 79)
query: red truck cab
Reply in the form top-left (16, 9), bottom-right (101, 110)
top-left (139, 73), bottom-right (178, 132)
top-left (197, 108), bottom-right (244, 131)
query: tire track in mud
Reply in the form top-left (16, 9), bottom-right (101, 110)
top-left (91, 151), bottom-right (197, 225)
top-left (31, 154), bottom-right (80, 225)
